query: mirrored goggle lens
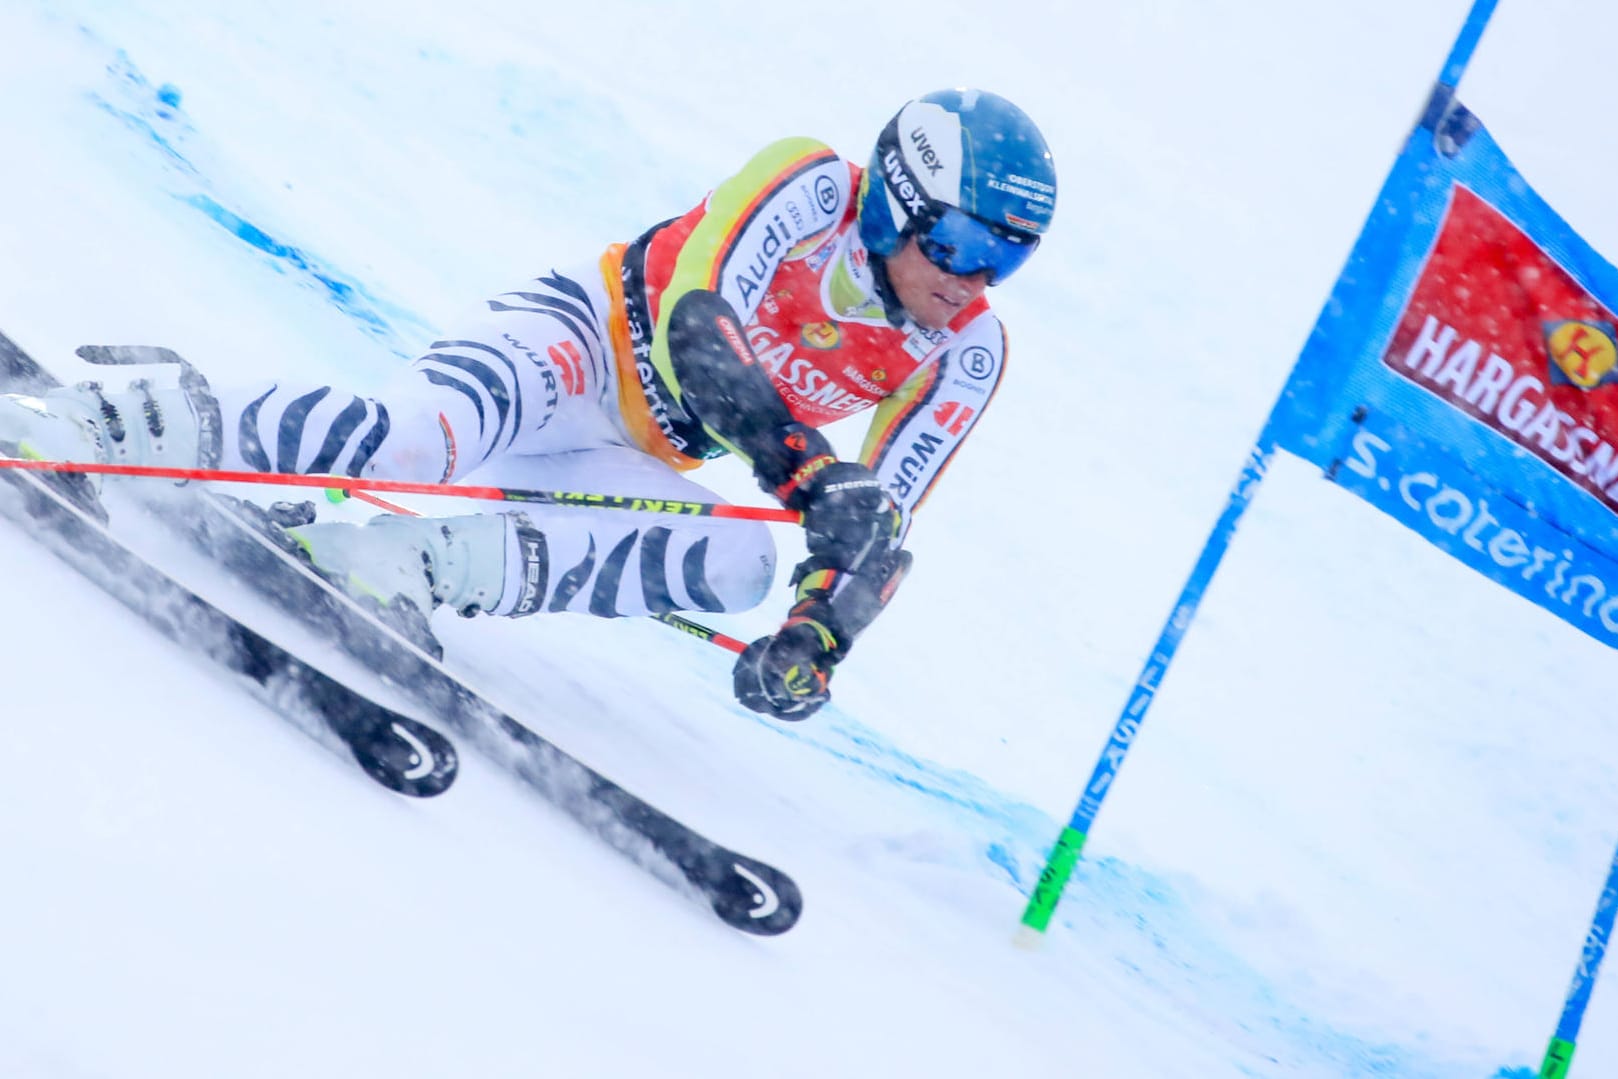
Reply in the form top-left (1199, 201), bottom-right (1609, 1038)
top-left (914, 208), bottom-right (1040, 284)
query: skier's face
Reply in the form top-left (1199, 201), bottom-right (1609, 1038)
top-left (885, 236), bottom-right (991, 330)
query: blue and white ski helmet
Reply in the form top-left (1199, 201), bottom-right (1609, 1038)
top-left (858, 89), bottom-right (1057, 271)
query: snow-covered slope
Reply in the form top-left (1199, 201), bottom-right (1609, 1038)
top-left (1, 1), bottom-right (1615, 1076)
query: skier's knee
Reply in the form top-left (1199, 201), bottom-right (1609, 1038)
top-left (704, 520), bottom-right (776, 612)
top-left (355, 398), bottom-right (456, 484)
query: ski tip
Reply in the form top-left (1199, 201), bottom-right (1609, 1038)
top-left (348, 716), bottom-right (459, 798)
top-left (708, 855), bottom-right (803, 936)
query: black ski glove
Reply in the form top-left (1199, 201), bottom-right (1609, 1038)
top-left (795, 460), bottom-right (902, 574)
top-left (732, 548), bottom-right (913, 721)
top-left (732, 600), bottom-right (842, 721)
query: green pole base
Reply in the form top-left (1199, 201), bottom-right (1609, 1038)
top-left (1019, 826), bottom-right (1088, 933)
top-left (1539, 1036), bottom-right (1575, 1079)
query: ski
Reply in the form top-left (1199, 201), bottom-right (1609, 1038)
top-left (0, 459), bottom-right (459, 797)
top-left (180, 488), bottom-right (803, 936)
top-left (1, 333), bottom-right (803, 936)
top-left (0, 337), bottom-right (457, 798)
top-left (172, 490), bottom-right (803, 936)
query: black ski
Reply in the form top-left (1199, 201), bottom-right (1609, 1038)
top-left (2, 334), bottom-right (802, 935)
top-left (171, 491), bottom-right (803, 935)
top-left (0, 337), bottom-right (456, 798)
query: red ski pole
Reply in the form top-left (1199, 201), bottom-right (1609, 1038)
top-left (0, 456), bottom-right (801, 524)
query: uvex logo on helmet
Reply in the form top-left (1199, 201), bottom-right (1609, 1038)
top-left (908, 127), bottom-right (945, 175)
top-left (882, 148), bottom-right (930, 216)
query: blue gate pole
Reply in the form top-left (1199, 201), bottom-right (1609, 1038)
top-left (1016, 0), bottom-right (1501, 937)
top-left (1437, 0), bottom-right (1498, 91)
top-left (1538, 842), bottom-right (1618, 1077)
top-left (1018, 424), bottom-right (1277, 933)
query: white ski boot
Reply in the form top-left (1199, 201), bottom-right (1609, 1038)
top-left (285, 511), bottom-right (548, 622)
top-left (0, 378), bottom-right (214, 483)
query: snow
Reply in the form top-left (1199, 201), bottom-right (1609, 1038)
top-left (1, 1), bottom-right (1616, 1075)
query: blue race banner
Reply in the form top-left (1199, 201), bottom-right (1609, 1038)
top-left (1271, 101), bottom-right (1618, 648)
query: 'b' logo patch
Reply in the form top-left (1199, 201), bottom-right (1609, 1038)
top-left (1546, 319), bottom-right (1618, 390)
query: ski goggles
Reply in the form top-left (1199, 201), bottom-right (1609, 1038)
top-left (910, 205), bottom-right (1040, 285)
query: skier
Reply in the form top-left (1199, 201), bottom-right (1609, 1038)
top-left (0, 88), bottom-right (1057, 720)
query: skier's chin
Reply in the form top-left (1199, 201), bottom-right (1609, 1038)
top-left (906, 299), bottom-right (957, 331)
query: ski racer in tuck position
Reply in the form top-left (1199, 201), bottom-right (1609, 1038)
top-left (0, 88), bottom-right (1057, 720)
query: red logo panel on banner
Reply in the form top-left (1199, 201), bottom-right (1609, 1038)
top-left (1382, 185), bottom-right (1618, 509)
